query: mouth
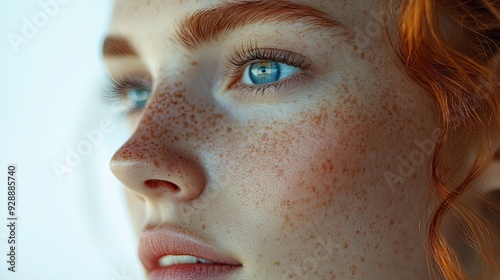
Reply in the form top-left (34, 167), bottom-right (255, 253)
top-left (139, 225), bottom-right (242, 280)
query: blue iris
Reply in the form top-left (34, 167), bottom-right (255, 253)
top-left (127, 87), bottom-right (151, 109)
top-left (249, 61), bottom-right (281, 84)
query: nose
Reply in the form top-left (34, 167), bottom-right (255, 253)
top-left (110, 86), bottom-right (207, 202)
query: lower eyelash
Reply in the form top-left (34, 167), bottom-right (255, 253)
top-left (231, 72), bottom-right (310, 101)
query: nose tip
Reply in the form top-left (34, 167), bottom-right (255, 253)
top-left (110, 141), bottom-right (206, 202)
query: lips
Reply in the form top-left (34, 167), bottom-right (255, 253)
top-left (139, 225), bottom-right (242, 280)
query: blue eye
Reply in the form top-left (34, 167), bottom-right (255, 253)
top-left (127, 87), bottom-right (151, 109)
top-left (242, 61), bottom-right (300, 85)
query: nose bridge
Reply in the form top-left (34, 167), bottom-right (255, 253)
top-left (138, 82), bottom-right (192, 142)
top-left (135, 80), bottom-right (226, 146)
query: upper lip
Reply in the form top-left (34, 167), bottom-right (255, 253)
top-left (139, 225), bottom-right (242, 272)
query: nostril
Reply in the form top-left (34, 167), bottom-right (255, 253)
top-left (144, 179), bottom-right (181, 192)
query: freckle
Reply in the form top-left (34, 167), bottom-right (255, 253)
top-left (343, 242), bottom-right (349, 249)
top-left (226, 127), bottom-right (233, 133)
top-left (392, 103), bottom-right (401, 116)
top-left (342, 84), bottom-right (349, 94)
top-left (191, 61), bottom-right (198, 66)
top-left (361, 256), bottom-right (365, 262)
top-left (350, 264), bottom-right (357, 275)
top-left (361, 52), bottom-right (365, 59)
top-left (154, 160), bottom-right (160, 168)
top-left (202, 224), bottom-right (206, 230)
top-left (390, 219), bottom-right (395, 225)
top-left (274, 261), bottom-right (280, 266)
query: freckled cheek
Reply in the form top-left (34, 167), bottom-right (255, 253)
top-left (218, 106), bottom-right (366, 210)
top-left (240, 103), bottom-right (406, 218)
top-left (214, 106), bottom-right (384, 263)
top-left (287, 115), bottom-right (365, 183)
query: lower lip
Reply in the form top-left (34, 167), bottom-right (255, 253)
top-left (149, 264), bottom-right (241, 280)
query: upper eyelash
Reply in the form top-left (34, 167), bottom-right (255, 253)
top-left (112, 76), bottom-right (150, 95)
top-left (102, 75), bottom-right (151, 116)
top-left (225, 40), bottom-right (312, 78)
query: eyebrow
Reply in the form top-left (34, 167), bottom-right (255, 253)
top-left (102, 36), bottom-right (137, 57)
top-left (103, 0), bottom-right (348, 56)
top-left (176, 0), bottom-right (349, 50)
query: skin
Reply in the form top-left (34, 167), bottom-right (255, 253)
top-left (105, 0), bottom-right (446, 279)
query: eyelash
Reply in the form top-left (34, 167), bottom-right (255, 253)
top-left (102, 75), bottom-right (152, 116)
top-left (225, 40), bottom-right (312, 98)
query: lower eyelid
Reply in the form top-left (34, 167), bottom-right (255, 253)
top-left (230, 71), bottom-right (311, 102)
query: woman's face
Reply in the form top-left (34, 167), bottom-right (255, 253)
top-left (105, 0), bottom-right (440, 279)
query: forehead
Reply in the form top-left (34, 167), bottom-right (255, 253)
top-left (108, 0), bottom-right (367, 32)
top-left (111, 0), bottom-right (334, 15)
top-left (105, 0), bottom-right (366, 61)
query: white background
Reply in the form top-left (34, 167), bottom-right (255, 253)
top-left (0, 0), bottom-right (145, 279)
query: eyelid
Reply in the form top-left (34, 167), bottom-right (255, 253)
top-left (226, 46), bottom-right (312, 76)
top-left (223, 42), bottom-right (313, 100)
top-left (111, 74), bottom-right (152, 94)
top-left (102, 74), bottom-right (153, 116)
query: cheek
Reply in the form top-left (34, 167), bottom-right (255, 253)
top-left (214, 80), bottom-right (437, 273)
top-left (213, 98), bottom-right (379, 235)
top-left (221, 94), bottom-right (421, 216)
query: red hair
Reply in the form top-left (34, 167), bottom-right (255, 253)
top-left (393, 0), bottom-right (500, 278)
